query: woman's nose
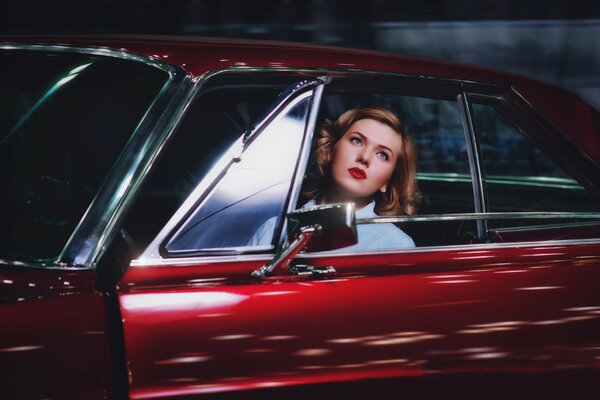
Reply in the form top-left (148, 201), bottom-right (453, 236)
top-left (356, 149), bottom-right (370, 166)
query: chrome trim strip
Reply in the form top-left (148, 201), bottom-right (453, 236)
top-left (129, 237), bottom-right (600, 268)
top-left (140, 77), bottom-right (326, 260)
top-left (494, 220), bottom-right (600, 232)
top-left (243, 79), bottom-right (325, 145)
top-left (358, 211), bottom-right (600, 224)
top-left (0, 44), bottom-right (190, 269)
top-left (0, 43), bottom-right (174, 70)
top-left (132, 254), bottom-right (272, 267)
top-left (183, 65), bottom-right (507, 91)
top-left (277, 77), bottom-right (329, 250)
top-left (417, 172), bottom-right (583, 190)
top-left (457, 92), bottom-right (487, 237)
top-left (296, 237), bottom-right (600, 258)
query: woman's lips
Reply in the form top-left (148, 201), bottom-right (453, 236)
top-left (348, 167), bottom-right (367, 179)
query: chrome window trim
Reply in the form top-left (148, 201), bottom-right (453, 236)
top-left (132, 254), bottom-right (273, 267)
top-left (140, 77), bottom-right (325, 259)
top-left (0, 43), bottom-right (192, 269)
top-left (242, 79), bottom-right (327, 145)
top-left (276, 77), bottom-right (330, 251)
top-left (130, 237), bottom-right (600, 268)
top-left (417, 172), bottom-right (584, 190)
top-left (296, 237), bottom-right (600, 258)
top-left (191, 66), bottom-right (508, 92)
top-left (494, 220), bottom-right (600, 233)
top-left (457, 92), bottom-right (488, 238)
top-left (358, 211), bottom-right (600, 224)
top-left (0, 43), bottom-right (177, 71)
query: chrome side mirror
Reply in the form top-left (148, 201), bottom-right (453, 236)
top-left (251, 203), bottom-right (357, 279)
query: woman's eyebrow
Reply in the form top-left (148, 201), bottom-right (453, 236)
top-left (376, 144), bottom-right (393, 154)
top-left (350, 131), bottom-right (366, 139)
top-left (373, 142), bottom-right (394, 157)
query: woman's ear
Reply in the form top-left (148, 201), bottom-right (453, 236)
top-left (379, 184), bottom-right (387, 193)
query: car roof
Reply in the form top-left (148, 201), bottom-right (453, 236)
top-left (3, 35), bottom-right (599, 164)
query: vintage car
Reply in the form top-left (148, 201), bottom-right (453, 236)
top-left (1, 36), bottom-right (599, 399)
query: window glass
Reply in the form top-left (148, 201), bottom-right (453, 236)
top-left (473, 103), bottom-right (572, 180)
top-left (471, 102), bottom-right (600, 242)
top-left (471, 103), bottom-right (600, 213)
top-left (401, 97), bottom-right (469, 175)
top-left (165, 92), bottom-right (311, 255)
top-left (123, 85), bottom-right (286, 253)
top-left (0, 51), bottom-right (168, 261)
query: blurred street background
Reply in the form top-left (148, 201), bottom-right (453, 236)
top-left (2, 0), bottom-right (598, 109)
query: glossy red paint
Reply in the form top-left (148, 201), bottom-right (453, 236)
top-left (0, 266), bottom-right (114, 399)
top-left (119, 243), bottom-right (600, 398)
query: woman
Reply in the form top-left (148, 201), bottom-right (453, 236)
top-left (250, 107), bottom-right (419, 250)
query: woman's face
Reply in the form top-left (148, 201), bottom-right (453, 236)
top-left (328, 118), bottom-right (402, 205)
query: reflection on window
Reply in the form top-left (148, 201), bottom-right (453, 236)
top-left (472, 103), bottom-right (574, 181)
top-left (471, 103), bottom-right (599, 213)
top-left (0, 51), bottom-right (168, 261)
top-left (402, 97), bottom-right (468, 175)
top-left (166, 93), bottom-right (311, 254)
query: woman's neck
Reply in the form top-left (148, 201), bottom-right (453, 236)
top-left (319, 192), bottom-right (371, 210)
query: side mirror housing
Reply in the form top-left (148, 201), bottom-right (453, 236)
top-left (251, 202), bottom-right (357, 279)
top-left (287, 202), bottom-right (357, 253)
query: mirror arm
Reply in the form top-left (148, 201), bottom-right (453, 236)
top-left (251, 225), bottom-right (321, 280)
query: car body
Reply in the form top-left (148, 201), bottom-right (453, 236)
top-left (1, 36), bottom-right (599, 399)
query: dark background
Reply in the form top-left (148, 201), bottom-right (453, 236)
top-left (1, 0), bottom-right (598, 109)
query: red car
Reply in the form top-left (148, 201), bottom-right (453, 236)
top-left (1, 36), bottom-right (599, 399)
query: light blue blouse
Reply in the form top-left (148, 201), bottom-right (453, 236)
top-left (248, 200), bottom-right (415, 250)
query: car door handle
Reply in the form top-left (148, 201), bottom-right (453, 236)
top-left (288, 264), bottom-right (337, 277)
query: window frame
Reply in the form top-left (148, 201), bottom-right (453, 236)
top-left (132, 68), bottom-right (600, 267)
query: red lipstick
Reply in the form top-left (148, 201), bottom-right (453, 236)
top-left (348, 167), bottom-right (366, 179)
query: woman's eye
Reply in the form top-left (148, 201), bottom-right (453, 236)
top-left (377, 151), bottom-right (390, 161)
top-left (350, 137), bottom-right (362, 145)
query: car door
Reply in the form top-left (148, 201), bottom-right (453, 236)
top-left (117, 72), bottom-right (600, 399)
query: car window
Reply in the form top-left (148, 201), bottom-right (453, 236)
top-left (472, 102), bottom-right (599, 209)
top-left (0, 50), bottom-right (168, 262)
top-left (164, 92), bottom-right (311, 255)
top-left (470, 101), bottom-right (600, 239)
